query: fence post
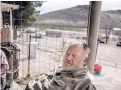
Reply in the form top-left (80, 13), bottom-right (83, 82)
top-left (115, 63), bottom-right (117, 68)
top-left (27, 33), bottom-right (31, 77)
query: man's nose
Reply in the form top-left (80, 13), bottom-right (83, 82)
top-left (66, 55), bottom-right (72, 61)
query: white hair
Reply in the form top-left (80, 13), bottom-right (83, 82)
top-left (68, 42), bottom-right (91, 59)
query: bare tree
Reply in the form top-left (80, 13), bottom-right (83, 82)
top-left (104, 20), bottom-right (114, 43)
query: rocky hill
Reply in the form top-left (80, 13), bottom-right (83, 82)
top-left (35, 5), bottom-right (121, 29)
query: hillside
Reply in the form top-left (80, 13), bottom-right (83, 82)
top-left (35, 5), bottom-right (121, 29)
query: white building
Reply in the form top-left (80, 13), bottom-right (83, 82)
top-left (113, 28), bottom-right (121, 37)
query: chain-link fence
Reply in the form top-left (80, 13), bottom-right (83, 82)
top-left (16, 28), bottom-right (86, 78)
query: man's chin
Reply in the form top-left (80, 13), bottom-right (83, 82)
top-left (62, 65), bottom-right (74, 71)
top-left (62, 63), bottom-right (75, 70)
top-left (62, 64), bottom-right (83, 71)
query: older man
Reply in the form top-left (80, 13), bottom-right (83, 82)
top-left (25, 43), bottom-right (96, 90)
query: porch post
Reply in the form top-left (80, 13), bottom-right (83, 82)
top-left (87, 1), bottom-right (102, 73)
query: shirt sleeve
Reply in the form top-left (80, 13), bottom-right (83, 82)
top-left (1, 50), bottom-right (9, 73)
top-left (81, 83), bottom-right (97, 90)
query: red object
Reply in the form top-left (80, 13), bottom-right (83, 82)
top-left (94, 64), bottom-right (102, 71)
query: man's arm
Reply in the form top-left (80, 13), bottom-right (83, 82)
top-left (25, 74), bottom-right (50, 90)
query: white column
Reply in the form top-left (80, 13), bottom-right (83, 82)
top-left (10, 8), bottom-right (13, 42)
top-left (0, 2), bottom-right (2, 43)
top-left (0, 1), bottom-right (2, 29)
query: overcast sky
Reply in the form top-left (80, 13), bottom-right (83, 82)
top-left (36, 0), bottom-right (121, 14)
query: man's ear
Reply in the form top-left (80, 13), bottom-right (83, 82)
top-left (83, 57), bottom-right (88, 66)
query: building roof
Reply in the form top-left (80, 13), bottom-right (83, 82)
top-left (113, 28), bottom-right (121, 31)
top-left (1, 2), bottom-right (19, 12)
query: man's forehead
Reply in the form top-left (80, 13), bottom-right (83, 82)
top-left (68, 44), bottom-right (83, 49)
top-left (67, 44), bottom-right (84, 52)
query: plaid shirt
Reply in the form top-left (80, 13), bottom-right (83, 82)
top-left (0, 49), bottom-right (9, 79)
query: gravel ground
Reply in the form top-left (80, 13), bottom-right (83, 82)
top-left (95, 66), bottom-right (121, 90)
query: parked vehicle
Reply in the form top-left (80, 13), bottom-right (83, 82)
top-left (32, 34), bottom-right (43, 38)
top-left (45, 30), bottom-right (62, 38)
top-left (98, 38), bottom-right (105, 43)
top-left (117, 37), bottom-right (121, 46)
top-left (117, 41), bottom-right (121, 46)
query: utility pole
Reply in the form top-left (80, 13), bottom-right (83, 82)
top-left (87, 1), bottom-right (102, 73)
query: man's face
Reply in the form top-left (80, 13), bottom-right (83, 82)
top-left (63, 45), bottom-right (86, 70)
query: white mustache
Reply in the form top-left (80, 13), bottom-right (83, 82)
top-left (65, 61), bottom-right (72, 65)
